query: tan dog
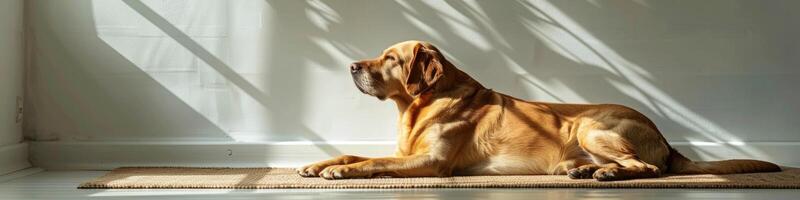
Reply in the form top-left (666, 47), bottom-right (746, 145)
top-left (297, 40), bottom-right (781, 181)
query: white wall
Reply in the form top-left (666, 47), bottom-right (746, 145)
top-left (0, 0), bottom-right (29, 174)
top-left (25, 0), bottom-right (800, 167)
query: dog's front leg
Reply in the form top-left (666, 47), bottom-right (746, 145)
top-left (297, 155), bottom-right (370, 177)
top-left (318, 155), bottom-right (441, 179)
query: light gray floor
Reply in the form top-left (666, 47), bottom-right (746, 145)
top-left (1, 169), bottom-right (798, 200)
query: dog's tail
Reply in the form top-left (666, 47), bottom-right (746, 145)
top-left (667, 148), bottom-right (781, 174)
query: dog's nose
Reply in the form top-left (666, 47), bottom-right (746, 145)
top-left (349, 63), bottom-right (362, 74)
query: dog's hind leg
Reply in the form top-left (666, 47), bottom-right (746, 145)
top-left (576, 120), bottom-right (668, 181)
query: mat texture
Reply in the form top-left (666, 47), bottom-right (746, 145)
top-left (79, 167), bottom-right (800, 189)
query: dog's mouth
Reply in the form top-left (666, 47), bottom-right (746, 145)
top-left (351, 75), bottom-right (369, 95)
top-left (351, 74), bottom-right (386, 100)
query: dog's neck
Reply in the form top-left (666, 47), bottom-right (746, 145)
top-left (389, 94), bottom-right (414, 115)
top-left (392, 63), bottom-right (486, 117)
top-left (391, 84), bottom-right (484, 117)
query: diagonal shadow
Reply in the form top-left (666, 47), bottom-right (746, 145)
top-left (121, 0), bottom-right (342, 156)
top-left (387, 0), bottom-right (767, 160)
top-left (25, 0), bottom-right (231, 141)
top-left (517, 1), bottom-right (758, 157)
top-left (121, 0), bottom-right (269, 107)
top-left (509, 0), bottom-right (761, 158)
top-left (518, 1), bottom-right (671, 121)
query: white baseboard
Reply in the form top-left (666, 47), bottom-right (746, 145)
top-left (0, 142), bottom-right (31, 175)
top-left (29, 141), bottom-right (800, 170)
top-left (0, 168), bottom-right (43, 183)
top-left (30, 141), bottom-right (396, 170)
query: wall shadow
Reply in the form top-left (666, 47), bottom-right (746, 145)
top-left (25, 0), bottom-right (230, 141)
top-left (120, 0), bottom-right (344, 156)
top-left (272, 0), bottom-right (800, 161)
top-left (26, 0), bottom-right (800, 164)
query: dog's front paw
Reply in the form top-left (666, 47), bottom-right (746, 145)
top-left (296, 164), bottom-right (325, 177)
top-left (319, 165), bottom-right (362, 180)
top-left (592, 167), bottom-right (621, 181)
top-left (567, 164), bottom-right (600, 179)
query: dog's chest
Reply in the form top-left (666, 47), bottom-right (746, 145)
top-left (395, 115), bottom-right (433, 156)
top-left (395, 99), bottom-right (454, 156)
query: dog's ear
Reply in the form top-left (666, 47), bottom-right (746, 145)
top-left (404, 44), bottom-right (445, 96)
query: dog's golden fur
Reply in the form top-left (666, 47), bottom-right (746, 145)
top-left (297, 41), bottom-right (781, 181)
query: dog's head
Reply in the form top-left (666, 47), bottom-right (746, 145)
top-left (350, 40), bottom-right (458, 100)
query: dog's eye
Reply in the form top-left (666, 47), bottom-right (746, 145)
top-left (385, 55), bottom-right (395, 61)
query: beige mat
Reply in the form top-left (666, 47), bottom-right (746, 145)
top-left (79, 167), bottom-right (800, 189)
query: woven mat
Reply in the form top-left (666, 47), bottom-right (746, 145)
top-left (79, 167), bottom-right (800, 189)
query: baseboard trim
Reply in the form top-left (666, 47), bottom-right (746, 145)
top-left (0, 168), bottom-right (43, 183)
top-left (30, 141), bottom-right (800, 170)
top-left (0, 142), bottom-right (31, 175)
top-left (30, 141), bottom-right (396, 170)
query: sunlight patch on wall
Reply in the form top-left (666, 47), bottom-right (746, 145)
top-left (521, 0), bottom-right (771, 159)
top-left (503, 54), bottom-right (587, 103)
top-left (421, 0), bottom-right (491, 51)
top-left (403, 12), bottom-right (447, 44)
top-left (300, 59), bottom-right (393, 141)
top-left (522, 18), bottom-right (618, 75)
top-left (309, 36), bottom-right (363, 68)
top-left (461, 0), bottom-right (512, 49)
top-left (305, 0), bottom-right (341, 32)
top-left (606, 78), bottom-right (664, 117)
top-left (92, 0), bottom-right (274, 141)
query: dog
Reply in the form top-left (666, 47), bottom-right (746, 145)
top-left (297, 40), bottom-right (781, 181)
